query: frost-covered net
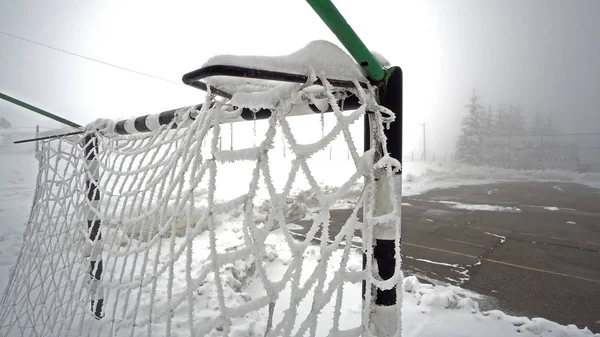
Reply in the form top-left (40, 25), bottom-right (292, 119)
top-left (0, 72), bottom-right (401, 336)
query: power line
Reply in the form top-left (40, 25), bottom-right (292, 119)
top-left (0, 30), bottom-right (185, 87)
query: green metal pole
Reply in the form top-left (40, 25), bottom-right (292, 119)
top-left (0, 92), bottom-right (81, 128)
top-left (306, 0), bottom-right (385, 83)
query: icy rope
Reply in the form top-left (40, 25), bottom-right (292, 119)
top-left (0, 75), bottom-right (400, 337)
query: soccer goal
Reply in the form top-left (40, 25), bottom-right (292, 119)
top-left (0, 2), bottom-right (402, 337)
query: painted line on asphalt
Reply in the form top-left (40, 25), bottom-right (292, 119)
top-left (404, 241), bottom-right (600, 284)
top-left (403, 242), bottom-right (478, 259)
top-left (517, 232), bottom-right (539, 237)
top-left (483, 258), bottom-right (600, 284)
top-left (470, 226), bottom-right (511, 233)
top-left (444, 238), bottom-right (485, 248)
top-left (468, 225), bottom-right (597, 246)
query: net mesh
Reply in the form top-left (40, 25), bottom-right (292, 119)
top-left (0, 76), bottom-right (401, 337)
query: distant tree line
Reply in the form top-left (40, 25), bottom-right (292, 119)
top-left (456, 90), bottom-right (558, 165)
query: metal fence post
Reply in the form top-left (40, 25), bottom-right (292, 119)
top-left (540, 135), bottom-right (544, 168)
top-left (576, 135), bottom-right (580, 169)
top-left (508, 135), bottom-right (512, 168)
top-left (35, 125), bottom-right (39, 153)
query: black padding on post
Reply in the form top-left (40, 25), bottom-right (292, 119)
top-left (90, 260), bottom-right (103, 281)
top-left (83, 135), bottom-right (97, 160)
top-left (374, 239), bottom-right (397, 306)
top-left (115, 120), bottom-right (127, 135)
top-left (364, 114), bottom-right (370, 153)
top-left (241, 108), bottom-right (272, 121)
top-left (134, 115), bottom-right (151, 133)
top-left (380, 66), bottom-right (403, 173)
top-left (91, 299), bottom-right (104, 319)
top-left (158, 110), bottom-right (177, 126)
top-left (86, 180), bottom-right (99, 201)
top-left (362, 251), bottom-right (368, 299)
top-left (88, 220), bottom-right (102, 241)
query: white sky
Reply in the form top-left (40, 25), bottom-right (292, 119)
top-left (1, 0), bottom-right (599, 158)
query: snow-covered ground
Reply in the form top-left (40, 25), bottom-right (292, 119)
top-left (1, 153), bottom-right (599, 336)
top-left (0, 153), bottom-right (38, 293)
top-left (402, 161), bottom-right (600, 196)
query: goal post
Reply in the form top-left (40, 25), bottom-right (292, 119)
top-left (306, 1), bottom-right (403, 331)
top-left (305, 0), bottom-right (386, 82)
top-left (83, 134), bottom-right (105, 320)
top-left (363, 66), bottom-right (403, 336)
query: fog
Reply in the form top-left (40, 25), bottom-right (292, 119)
top-left (1, 0), bottom-right (598, 159)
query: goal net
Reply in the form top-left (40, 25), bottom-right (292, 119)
top-left (0, 41), bottom-right (402, 337)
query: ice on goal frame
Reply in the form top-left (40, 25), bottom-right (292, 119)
top-left (0, 1), bottom-right (403, 336)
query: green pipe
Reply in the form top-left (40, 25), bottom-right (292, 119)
top-left (0, 92), bottom-right (81, 128)
top-left (306, 0), bottom-right (385, 82)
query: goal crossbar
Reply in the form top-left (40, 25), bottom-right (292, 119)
top-left (12, 64), bottom-right (365, 144)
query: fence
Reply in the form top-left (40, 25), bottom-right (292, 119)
top-left (0, 127), bottom-right (48, 154)
top-left (480, 133), bottom-right (600, 172)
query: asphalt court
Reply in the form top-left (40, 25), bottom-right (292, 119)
top-left (291, 181), bottom-right (600, 332)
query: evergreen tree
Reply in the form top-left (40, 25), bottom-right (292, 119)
top-left (494, 104), bottom-right (526, 136)
top-left (507, 105), bottom-right (527, 136)
top-left (530, 112), bottom-right (557, 136)
top-left (494, 104), bottom-right (510, 136)
top-left (530, 111), bottom-right (546, 136)
top-left (544, 114), bottom-right (556, 134)
top-left (456, 90), bottom-right (485, 164)
top-left (483, 105), bottom-right (494, 136)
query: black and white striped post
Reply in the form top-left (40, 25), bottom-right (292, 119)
top-left (83, 133), bottom-right (104, 319)
top-left (363, 66), bottom-right (402, 336)
top-left (14, 94), bottom-right (363, 145)
top-left (111, 95), bottom-right (361, 136)
top-left (113, 108), bottom-right (187, 135)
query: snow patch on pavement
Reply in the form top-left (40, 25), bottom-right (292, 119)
top-left (439, 201), bottom-right (522, 213)
top-left (286, 223), bottom-right (304, 230)
top-left (485, 232), bottom-right (507, 243)
top-left (409, 257), bottom-right (460, 268)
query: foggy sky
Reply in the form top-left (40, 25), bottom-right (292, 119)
top-left (425, 0), bottom-right (600, 145)
top-left (0, 0), bottom-right (598, 157)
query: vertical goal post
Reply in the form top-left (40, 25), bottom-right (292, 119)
top-left (307, 0), bottom-right (403, 334)
top-left (83, 134), bottom-right (105, 319)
